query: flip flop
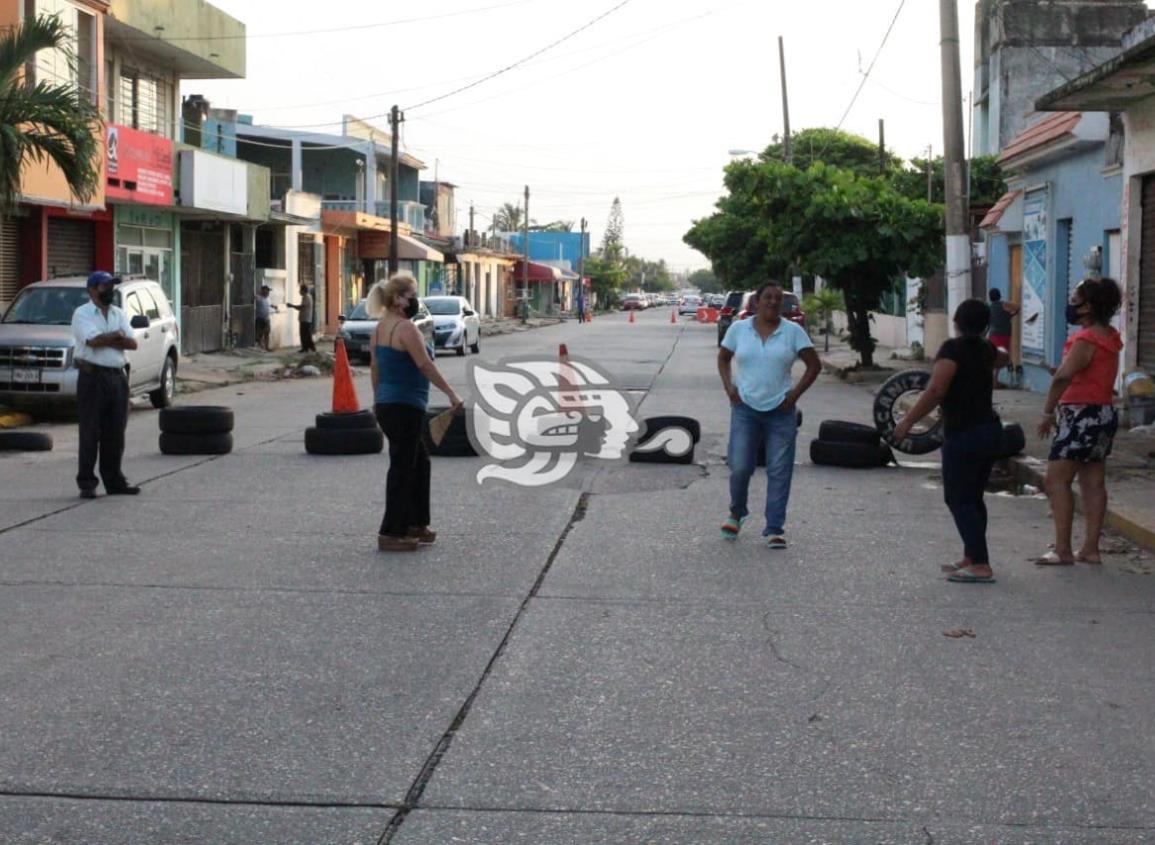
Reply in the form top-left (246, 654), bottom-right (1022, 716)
top-left (1075, 554), bottom-right (1102, 565)
top-left (1034, 551), bottom-right (1074, 566)
top-left (947, 567), bottom-right (996, 583)
top-left (720, 516), bottom-right (747, 541)
top-left (766, 535), bottom-right (787, 550)
top-left (940, 560), bottom-right (968, 573)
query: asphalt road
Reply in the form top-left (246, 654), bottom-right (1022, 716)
top-left (1, 308), bottom-right (1153, 844)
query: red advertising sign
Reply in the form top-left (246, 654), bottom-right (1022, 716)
top-left (106, 124), bottom-right (173, 205)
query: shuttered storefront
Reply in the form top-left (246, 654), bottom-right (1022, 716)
top-left (1139, 176), bottom-right (1155, 370)
top-left (46, 218), bottom-right (95, 279)
top-left (0, 216), bottom-right (22, 309)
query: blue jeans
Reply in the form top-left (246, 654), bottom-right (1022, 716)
top-left (728, 402), bottom-right (797, 536)
top-left (940, 419), bottom-right (1001, 565)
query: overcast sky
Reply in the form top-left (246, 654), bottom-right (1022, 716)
top-left (182, 0), bottom-right (1153, 273)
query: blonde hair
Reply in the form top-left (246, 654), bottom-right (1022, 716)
top-left (366, 272), bottom-right (417, 318)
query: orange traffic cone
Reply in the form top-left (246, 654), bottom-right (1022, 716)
top-left (331, 336), bottom-right (360, 414)
top-left (669, 308), bottom-right (677, 323)
top-left (628, 310), bottom-right (636, 324)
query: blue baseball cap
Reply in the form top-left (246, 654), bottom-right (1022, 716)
top-left (86, 271), bottom-right (120, 287)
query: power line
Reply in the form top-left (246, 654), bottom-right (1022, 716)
top-left (833, 0), bottom-right (907, 132)
top-left (405, 0), bottom-right (633, 111)
top-left (114, 0), bottom-right (533, 42)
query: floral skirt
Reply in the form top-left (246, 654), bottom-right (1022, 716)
top-left (1049, 404), bottom-right (1118, 463)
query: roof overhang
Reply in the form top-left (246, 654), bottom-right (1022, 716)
top-left (1037, 33), bottom-right (1155, 112)
top-left (321, 210), bottom-right (391, 235)
top-left (980, 188), bottom-right (1024, 233)
top-left (105, 2), bottom-right (245, 80)
top-left (236, 125), bottom-right (425, 169)
top-left (997, 112), bottom-right (1107, 170)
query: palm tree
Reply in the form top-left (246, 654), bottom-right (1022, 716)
top-left (0, 15), bottom-right (101, 215)
top-left (803, 287), bottom-right (845, 352)
top-left (492, 201), bottom-right (524, 233)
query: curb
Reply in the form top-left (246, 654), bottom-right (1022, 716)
top-left (1009, 455), bottom-right (1155, 553)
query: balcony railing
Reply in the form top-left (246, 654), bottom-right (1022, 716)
top-left (321, 199), bottom-right (427, 231)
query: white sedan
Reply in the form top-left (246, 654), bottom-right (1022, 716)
top-left (678, 295), bottom-right (703, 316)
top-left (423, 295), bottom-right (481, 356)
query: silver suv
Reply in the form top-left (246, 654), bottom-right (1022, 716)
top-left (0, 275), bottom-right (180, 409)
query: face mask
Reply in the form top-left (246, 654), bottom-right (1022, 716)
top-left (97, 288), bottom-right (115, 307)
top-left (403, 297), bottom-right (419, 319)
top-left (1065, 303), bottom-right (1085, 325)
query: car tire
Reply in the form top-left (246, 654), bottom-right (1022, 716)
top-left (470, 334), bottom-right (480, 354)
top-left (809, 438), bottom-right (890, 469)
top-left (998, 422), bottom-right (1026, 459)
top-left (304, 426), bottom-right (384, 455)
top-left (159, 431), bottom-right (233, 456)
top-left (422, 407), bottom-right (476, 457)
top-left (0, 430), bottom-right (53, 451)
top-left (818, 420), bottom-right (880, 446)
top-left (315, 410), bottom-right (378, 430)
top-left (874, 369), bottom-right (944, 455)
top-left (148, 355), bottom-right (176, 409)
top-left (159, 405), bottom-right (234, 435)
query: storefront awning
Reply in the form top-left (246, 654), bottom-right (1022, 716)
top-left (511, 260), bottom-right (563, 283)
top-left (355, 228), bottom-right (443, 262)
top-left (397, 232), bottom-right (443, 262)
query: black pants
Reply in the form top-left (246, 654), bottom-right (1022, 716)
top-left (940, 419), bottom-right (1001, 565)
top-left (255, 317), bottom-right (270, 349)
top-left (375, 403), bottom-right (431, 537)
top-left (76, 369), bottom-right (130, 492)
top-left (299, 320), bottom-right (315, 352)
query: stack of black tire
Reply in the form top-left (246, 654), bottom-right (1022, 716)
top-left (421, 407), bottom-right (476, 457)
top-left (159, 406), bottom-right (234, 455)
top-left (305, 410), bottom-right (384, 455)
top-left (810, 421), bottom-right (895, 468)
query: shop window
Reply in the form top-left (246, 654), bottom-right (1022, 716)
top-left (143, 228), bottom-right (171, 249)
top-left (119, 67), bottom-right (173, 137)
top-left (28, 0), bottom-right (97, 105)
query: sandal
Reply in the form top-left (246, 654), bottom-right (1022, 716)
top-left (1034, 551), bottom-right (1074, 566)
top-left (720, 515), bottom-right (746, 541)
top-left (1074, 553), bottom-right (1102, 565)
top-left (407, 526), bottom-right (437, 545)
top-left (378, 534), bottom-right (419, 552)
top-left (766, 535), bottom-right (787, 550)
top-left (940, 559), bottom-right (969, 573)
top-left (947, 566), bottom-right (996, 583)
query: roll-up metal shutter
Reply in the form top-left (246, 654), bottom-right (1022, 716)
top-left (0, 216), bottom-right (21, 306)
top-left (46, 218), bottom-right (95, 279)
top-left (1138, 176), bottom-right (1155, 370)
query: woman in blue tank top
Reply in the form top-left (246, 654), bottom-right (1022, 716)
top-left (368, 273), bottom-right (463, 552)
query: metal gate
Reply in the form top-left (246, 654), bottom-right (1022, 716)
top-left (1139, 176), bottom-right (1155, 370)
top-left (0, 216), bottom-right (22, 310)
top-left (46, 218), bottom-right (94, 279)
top-left (180, 224), bottom-right (227, 354)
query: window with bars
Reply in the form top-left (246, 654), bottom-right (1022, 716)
top-left (27, 0), bottom-right (97, 105)
top-left (118, 68), bottom-right (173, 137)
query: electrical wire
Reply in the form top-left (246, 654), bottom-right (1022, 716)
top-left (113, 0), bottom-right (534, 42)
top-left (832, 0), bottom-right (907, 132)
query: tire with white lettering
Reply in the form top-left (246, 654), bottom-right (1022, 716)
top-left (315, 410), bottom-right (378, 430)
top-left (159, 406), bottom-right (234, 435)
top-left (304, 426), bottom-right (383, 456)
top-left (159, 431), bottom-right (233, 455)
top-left (874, 370), bottom-right (943, 455)
top-left (0, 430), bottom-right (53, 451)
top-left (810, 438), bottom-right (890, 469)
top-left (818, 420), bottom-right (880, 446)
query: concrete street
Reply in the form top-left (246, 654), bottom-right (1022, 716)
top-left (1, 309), bottom-right (1153, 844)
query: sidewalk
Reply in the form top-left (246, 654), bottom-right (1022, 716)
top-left (818, 338), bottom-right (1155, 552)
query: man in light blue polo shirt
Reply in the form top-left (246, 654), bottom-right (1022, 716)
top-left (718, 282), bottom-right (821, 549)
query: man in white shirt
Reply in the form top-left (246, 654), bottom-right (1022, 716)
top-left (286, 284), bottom-right (315, 352)
top-left (71, 272), bottom-right (140, 499)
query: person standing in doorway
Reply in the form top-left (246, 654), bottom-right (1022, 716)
top-left (255, 284), bottom-right (274, 351)
top-left (717, 281), bottom-right (821, 550)
top-left (988, 288), bottom-right (1020, 387)
top-left (70, 272), bottom-right (140, 499)
top-left (286, 284), bottom-right (315, 352)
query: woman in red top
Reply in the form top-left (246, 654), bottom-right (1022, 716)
top-left (1036, 278), bottom-right (1123, 565)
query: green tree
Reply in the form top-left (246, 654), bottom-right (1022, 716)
top-left (802, 287), bottom-right (845, 353)
top-left (492, 201), bottom-right (525, 232)
top-left (688, 267), bottom-right (722, 294)
top-left (684, 174), bottom-right (788, 288)
top-left (583, 254), bottom-right (627, 308)
top-left (763, 128), bottom-right (903, 179)
top-left (530, 219), bottom-right (574, 232)
top-left (601, 197), bottom-right (624, 262)
top-left (890, 154), bottom-right (1006, 206)
top-left (0, 14), bottom-right (101, 214)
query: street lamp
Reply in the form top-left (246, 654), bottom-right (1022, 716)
top-left (727, 148), bottom-right (758, 158)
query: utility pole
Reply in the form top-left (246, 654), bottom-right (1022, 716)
top-left (388, 104), bottom-right (404, 278)
top-left (521, 185), bottom-right (529, 324)
top-left (938, 0), bottom-right (970, 346)
top-left (779, 36), bottom-right (792, 164)
top-left (469, 203), bottom-right (475, 246)
top-left (878, 118), bottom-right (886, 175)
top-left (578, 216), bottom-right (587, 316)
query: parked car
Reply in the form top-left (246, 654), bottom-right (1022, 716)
top-left (678, 294), bottom-right (703, 316)
top-left (736, 291), bottom-right (807, 326)
top-left (620, 294), bottom-right (645, 311)
top-left (0, 275), bottom-right (179, 410)
top-left (716, 289), bottom-right (752, 346)
top-left (423, 295), bottom-right (481, 356)
top-left (337, 297), bottom-right (433, 363)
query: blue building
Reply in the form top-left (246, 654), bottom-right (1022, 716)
top-left (980, 111), bottom-right (1123, 392)
top-left (506, 231), bottom-right (590, 274)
